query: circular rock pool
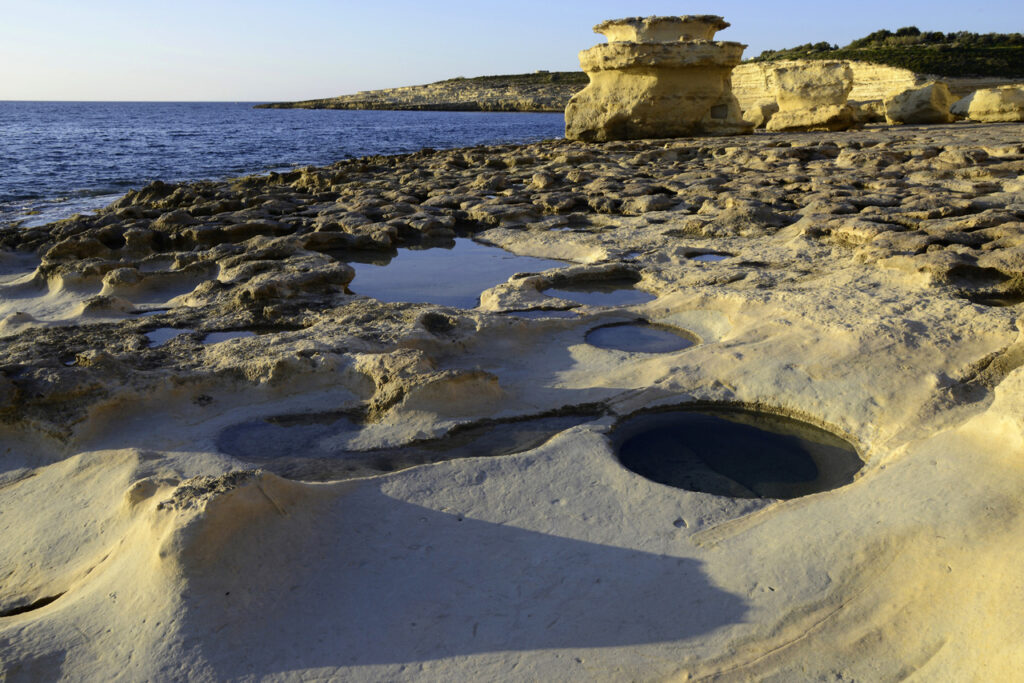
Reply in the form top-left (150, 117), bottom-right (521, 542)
top-left (585, 321), bottom-right (697, 353)
top-left (611, 408), bottom-right (863, 499)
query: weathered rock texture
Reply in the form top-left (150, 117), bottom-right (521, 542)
top-left (953, 86), bottom-right (1024, 122)
top-left (734, 60), bottom-right (922, 112)
top-left (2, 122), bottom-right (1024, 681)
top-left (565, 16), bottom-right (753, 141)
top-left (765, 61), bottom-right (856, 132)
top-left (732, 59), bottom-right (1022, 113)
top-left (742, 101), bottom-right (779, 128)
top-left (885, 81), bottom-right (958, 125)
top-left (255, 63), bottom-right (1023, 117)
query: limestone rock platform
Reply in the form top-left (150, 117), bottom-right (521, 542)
top-left (1, 122), bottom-right (1023, 680)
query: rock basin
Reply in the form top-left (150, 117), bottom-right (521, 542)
top-left (217, 410), bottom-right (602, 481)
top-left (544, 280), bottom-right (655, 307)
top-left (586, 321), bottom-right (697, 353)
top-left (612, 407), bottom-right (863, 499)
top-left (347, 238), bottom-right (566, 308)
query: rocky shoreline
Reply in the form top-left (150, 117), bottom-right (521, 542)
top-left (1, 123), bottom-right (1023, 679)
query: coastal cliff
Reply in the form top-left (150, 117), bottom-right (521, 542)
top-left (732, 60), bottom-right (1020, 109)
top-left (255, 72), bottom-right (587, 112)
top-left (258, 63), bottom-right (1019, 114)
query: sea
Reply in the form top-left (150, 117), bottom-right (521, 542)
top-left (0, 102), bottom-right (566, 229)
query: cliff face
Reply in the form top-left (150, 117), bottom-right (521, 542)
top-left (733, 60), bottom-right (923, 109)
top-left (257, 63), bottom-right (1022, 114)
top-left (733, 60), bottom-right (1022, 110)
top-left (255, 72), bottom-right (587, 112)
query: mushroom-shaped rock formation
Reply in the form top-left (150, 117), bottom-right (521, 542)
top-left (565, 15), bottom-right (754, 142)
top-left (765, 61), bottom-right (856, 132)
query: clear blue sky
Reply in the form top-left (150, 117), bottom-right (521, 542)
top-left (1, 1), bottom-right (1020, 101)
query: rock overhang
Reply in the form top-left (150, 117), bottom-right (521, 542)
top-left (579, 41), bottom-right (750, 72)
top-left (594, 15), bottom-right (731, 43)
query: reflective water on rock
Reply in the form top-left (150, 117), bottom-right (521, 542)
top-left (203, 331), bottom-right (258, 345)
top-left (145, 327), bottom-right (195, 347)
top-left (689, 252), bottom-right (731, 262)
top-left (612, 408), bottom-right (863, 499)
top-left (506, 309), bottom-right (580, 319)
top-left (217, 410), bottom-right (601, 481)
top-left (347, 239), bottom-right (566, 308)
top-left (586, 321), bottom-right (696, 353)
top-left (545, 280), bottom-right (655, 307)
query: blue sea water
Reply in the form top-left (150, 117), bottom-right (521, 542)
top-left (0, 102), bottom-right (566, 228)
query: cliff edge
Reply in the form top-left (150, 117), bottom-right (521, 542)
top-left (257, 64), bottom-right (1019, 115)
top-left (255, 72), bottom-right (587, 112)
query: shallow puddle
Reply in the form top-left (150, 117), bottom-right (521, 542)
top-left (612, 408), bottom-right (863, 499)
top-left (145, 327), bottom-right (195, 347)
top-left (346, 239), bottom-right (566, 308)
top-left (545, 280), bottom-right (655, 307)
top-left (689, 253), bottom-right (731, 262)
top-left (586, 321), bottom-right (696, 353)
top-left (203, 331), bottom-right (257, 345)
top-left (506, 309), bottom-right (580, 319)
top-left (217, 410), bottom-right (600, 481)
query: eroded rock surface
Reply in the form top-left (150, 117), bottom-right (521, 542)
top-left (953, 85), bottom-right (1024, 122)
top-left (1, 122), bottom-right (1024, 681)
top-left (765, 60), bottom-right (856, 132)
top-left (885, 81), bottom-right (958, 124)
top-left (565, 15), bottom-right (752, 141)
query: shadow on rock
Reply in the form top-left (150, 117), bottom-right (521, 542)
top-left (176, 486), bottom-right (748, 672)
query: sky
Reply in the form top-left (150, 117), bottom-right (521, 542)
top-left (1, 1), bottom-right (1021, 102)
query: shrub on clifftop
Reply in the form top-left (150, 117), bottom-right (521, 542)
top-left (753, 28), bottom-right (1024, 78)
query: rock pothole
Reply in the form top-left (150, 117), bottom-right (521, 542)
top-left (611, 407), bottom-right (863, 499)
top-left (585, 321), bottom-right (698, 353)
top-left (687, 251), bottom-right (731, 262)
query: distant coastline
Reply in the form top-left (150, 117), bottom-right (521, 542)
top-left (255, 72), bottom-right (588, 112)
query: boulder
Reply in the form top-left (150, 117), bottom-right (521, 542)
top-left (767, 105), bottom-right (857, 133)
top-left (765, 61), bottom-right (856, 132)
top-left (952, 86), bottom-right (1024, 123)
top-left (884, 81), bottom-right (957, 125)
top-left (850, 100), bottom-right (886, 124)
top-left (743, 102), bottom-right (779, 128)
top-left (565, 15), bottom-right (753, 141)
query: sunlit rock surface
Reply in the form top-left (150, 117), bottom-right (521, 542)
top-left (953, 85), bottom-right (1024, 122)
top-left (565, 15), bottom-right (753, 141)
top-left (765, 60), bottom-right (856, 132)
top-left (885, 80), bottom-right (959, 125)
top-left (1, 122), bottom-right (1024, 680)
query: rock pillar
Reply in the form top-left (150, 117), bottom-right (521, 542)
top-left (565, 15), bottom-right (753, 141)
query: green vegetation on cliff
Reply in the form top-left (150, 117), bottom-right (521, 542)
top-left (752, 27), bottom-right (1024, 78)
top-left (442, 72), bottom-right (588, 88)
